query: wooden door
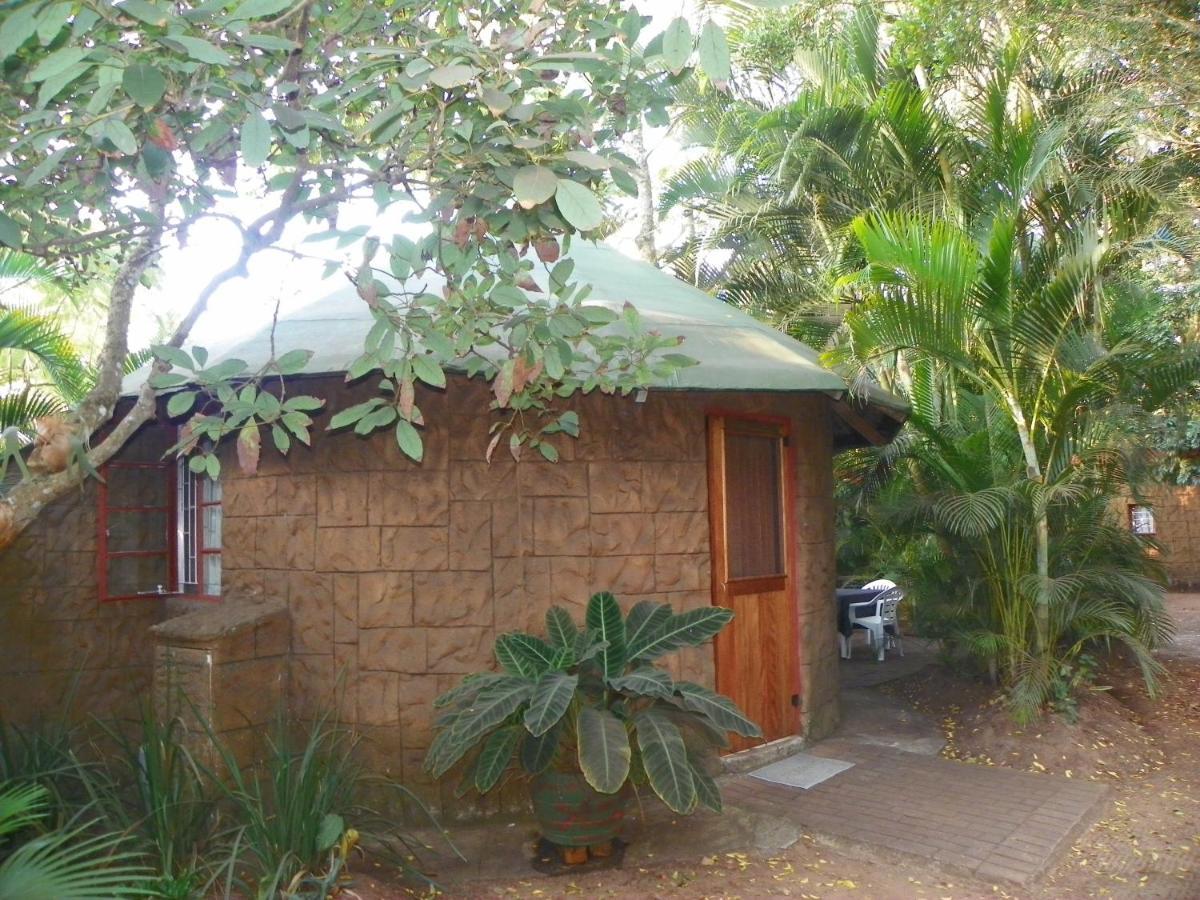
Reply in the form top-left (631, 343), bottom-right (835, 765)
top-left (708, 415), bottom-right (799, 750)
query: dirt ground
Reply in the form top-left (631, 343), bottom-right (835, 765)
top-left (343, 596), bottom-right (1200, 899)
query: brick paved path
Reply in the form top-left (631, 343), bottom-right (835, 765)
top-left (724, 736), bottom-right (1108, 885)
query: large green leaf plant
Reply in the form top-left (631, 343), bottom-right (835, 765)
top-left (424, 593), bottom-right (760, 815)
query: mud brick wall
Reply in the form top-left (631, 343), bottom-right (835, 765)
top-left (0, 423), bottom-right (166, 727)
top-left (1116, 484), bottom-right (1200, 588)
top-left (216, 376), bottom-right (838, 813)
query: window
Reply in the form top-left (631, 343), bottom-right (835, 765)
top-left (1129, 504), bottom-right (1156, 536)
top-left (723, 421), bottom-right (787, 581)
top-left (98, 428), bottom-right (221, 601)
top-left (176, 458), bottom-right (222, 597)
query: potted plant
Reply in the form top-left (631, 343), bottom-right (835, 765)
top-left (424, 592), bottom-right (761, 862)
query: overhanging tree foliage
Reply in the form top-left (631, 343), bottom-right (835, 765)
top-left (0, 0), bottom-right (734, 548)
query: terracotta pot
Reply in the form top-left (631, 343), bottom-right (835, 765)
top-left (529, 769), bottom-right (628, 848)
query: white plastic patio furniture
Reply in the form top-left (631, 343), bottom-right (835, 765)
top-left (862, 578), bottom-right (896, 591)
top-left (847, 587), bottom-right (904, 662)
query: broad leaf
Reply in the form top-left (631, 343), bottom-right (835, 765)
top-left (317, 813), bottom-right (344, 851)
top-left (474, 724), bottom-right (521, 792)
top-left (630, 607), bottom-right (733, 660)
top-left (240, 107), bottom-right (271, 167)
top-left (576, 707), bottom-right (630, 794)
top-left (520, 718), bottom-right (562, 774)
top-left (554, 179), bottom-right (604, 231)
top-left (446, 679), bottom-right (533, 754)
top-left (690, 761), bottom-right (722, 812)
top-left (513, 165), bottom-right (557, 209)
top-left (495, 632), bottom-right (559, 678)
top-left (661, 17), bottom-right (692, 73)
top-left (674, 682), bottom-right (761, 738)
top-left (523, 671), bottom-right (578, 736)
top-left (635, 709), bottom-right (696, 814)
top-left (608, 667), bottom-right (674, 699)
top-left (434, 672), bottom-right (508, 708)
top-left (545, 605), bottom-right (578, 650)
top-left (697, 21), bottom-right (730, 86)
top-left (584, 592), bottom-right (627, 678)
top-left (122, 63), bottom-right (165, 108)
top-left (625, 601), bottom-right (672, 655)
top-left (395, 419), bottom-right (423, 461)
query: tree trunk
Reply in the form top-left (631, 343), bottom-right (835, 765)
top-left (1008, 398), bottom-right (1050, 655)
top-left (630, 123), bottom-right (657, 265)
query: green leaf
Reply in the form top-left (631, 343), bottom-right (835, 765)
top-left (27, 46), bottom-right (86, 82)
top-left (481, 85), bottom-right (512, 114)
top-left (411, 354), bottom-right (446, 388)
top-left (328, 399), bottom-right (378, 430)
top-left (690, 761), bottom-right (722, 812)
top-left (630, 607), bottom-right (733, 660)
top-left (447, 679), bottom-right (534, 753)
top-left (317, 813), bottom-right (344, 851)
top-left (554, 179), bottom-right (604, 231)
top-left (395, 418), bottom-right (423, 461)
top-left (584, 592), bottom-right (627, 679)
top-left (117, 0), bottom-right (169, 26)
top-left (102, 119), bottom-right (138, 156)
top-left (273, 348), bottom-right (312, 375)
top-left (495, 632), bottom-right (558, 678)
top-left (271, 423), bottom-right (291, 453)
top-left (164, 35), bottom-right (232, 65)
top-left (697, 20), bottom-right (731, 85)
top-left (520, 719), bottom-right (561, 774)
top-left (205, 454), bottom-right (220, 479)
top-left (661, 17), bottom-right (692, 74)
top-left (474, 725), bottom-right (521, 793)
top-left (434, 673), bottom-right (508, 709)
top-left (35, 3), bottom-right (72, 44)
top-left (429, 64), bottom-right (477, 89)
top-left (576, 707), bottom-right (630, 794)
top-left (635, 709), bottom-right (695, 814)
top-left (513, 165), bottom-right (557, 209)
top-left (545, 606), bottom-right (578, 650)
top-left (166, 391), bottom-right (196, 418)
top-left (123, 62), bottom-right (166, 108)
top-left (608, 667), bottom-right (674, 699)
top-left (0, 5), bottom-right (38, 63)
top-left (150, 348), bottom-right (192, 372)
top-left (611, 165), bottom-right (638, 197)
top-left (523, 672), bottom-right (578, 736)
top-left (625, 601), bottom-right (672, 655)
top-left (232, 0), bottom-right (295, 18)
top-left (0, 213), bottom-right (22, 251)
top-left (674, 682), bottom-right (761, 738)
top-left (148, 372), bottom-right (189, 389)
top-left (240, 107), bottom-right (271, 167)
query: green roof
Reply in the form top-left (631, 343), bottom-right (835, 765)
top-left (127, 242), bottom-right (905, 417)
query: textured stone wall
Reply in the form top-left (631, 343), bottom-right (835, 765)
top-left (0, 424), bottom-right (165, 727)
top-left (216, 376), bottom-right (838, 810)
top-left (152, 599), bottom-right (290, 770)
top-left (0, 375), bottom-right (841, 816)
top-left (1116, 484), bottom-right (1200, 588)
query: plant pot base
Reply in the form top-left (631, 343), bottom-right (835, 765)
top-left (532, 837), bottom-right (628, 876)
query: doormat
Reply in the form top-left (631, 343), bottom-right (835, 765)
top-left (530, 837), bottom-right (628, 876)
top-left (749, 752), bottom-right (854, 789)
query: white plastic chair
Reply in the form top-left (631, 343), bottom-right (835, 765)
top-left (847, 587), bottom-right (904, 662)
top-left (862, 578), bottom-right (897, 591)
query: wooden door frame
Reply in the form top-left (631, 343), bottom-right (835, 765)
top-left (706, 410), bottom-right (802, 739)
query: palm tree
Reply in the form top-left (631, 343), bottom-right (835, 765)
top-left (0, 252), bottom-right (91, 435)
top-left (831, 151), bottom-right (1192, 713)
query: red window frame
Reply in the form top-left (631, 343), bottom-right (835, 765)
top-left (96, 459), bottom-right (177, 602)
